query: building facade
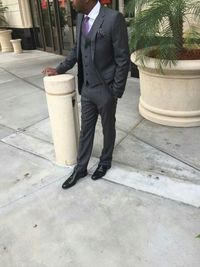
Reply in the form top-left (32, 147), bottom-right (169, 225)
top-left (1, 0), bottom-right (34, 49)
top-left (1, 0), bottom-right (119, 55)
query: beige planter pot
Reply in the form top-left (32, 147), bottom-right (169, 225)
top-left (44, 74), bottom-right (80, 166)
top-left (0, 30), bottom-right (13, 52)
top-left (131, 52), bottom-right (200, 127)
top-left (10, 39), bottom-right (22, 54)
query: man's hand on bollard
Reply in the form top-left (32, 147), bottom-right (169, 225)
top-left (42, 67), bottom-right (58, 76)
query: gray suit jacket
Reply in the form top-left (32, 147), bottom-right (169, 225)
top-left (56, 6), bottom-right (130, 98)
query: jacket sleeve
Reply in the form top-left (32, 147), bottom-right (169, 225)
top-left (56, 42), bottom-right (77, 74)
top-left (111, 13), bottom-right (130, 98)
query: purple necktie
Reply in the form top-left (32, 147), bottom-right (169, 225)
top-left (82, 16), bottom-right (90, 36)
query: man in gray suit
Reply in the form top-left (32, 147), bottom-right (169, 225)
top-left (43, 0), bottom-right (130, 189)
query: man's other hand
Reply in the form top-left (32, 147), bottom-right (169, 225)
top-left (42, 67), bottom-right (58, 76)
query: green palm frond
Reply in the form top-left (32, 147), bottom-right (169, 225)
top-left (127, 0), bottom-right (200, 65)
top-left (187, 1), bottom-right (200, 19)
top-left (184, 25), bottom-right (200, 48)
top-left (0, 0), bottom-right (8, 26)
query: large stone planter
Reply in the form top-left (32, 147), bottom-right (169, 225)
top-left (131, 52), bottom-right (200, 127)
top-left (0, 30), bottom-right (13, 52)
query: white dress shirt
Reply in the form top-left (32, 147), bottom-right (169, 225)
top-left (85, 1), bottom-right (101, 32)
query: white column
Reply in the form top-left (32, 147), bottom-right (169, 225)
top-left (18, 0), bottom-right (33, 28)
top-left (10, 39), bottom-right (22, 54)
top-left (43, 74), bottom-right (80, 166)
top-left (0, 30), bottom-right (13, 52)
top-left (118, 0), bottom-right (125, 15)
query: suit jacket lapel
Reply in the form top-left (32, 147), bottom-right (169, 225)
top-left (77, 13), bottom-right (83, 59)
top-left (90, 6), bottom-right (105, 61)
top-left (77, 7), bottom-right (105, 61)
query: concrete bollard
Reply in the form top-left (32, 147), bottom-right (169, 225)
top-left (43, 74), bottom-right (80, 166)
top-left (10, 39), bottom-right (22, 54)
top-left (0, 30), bottom-right (13, 52)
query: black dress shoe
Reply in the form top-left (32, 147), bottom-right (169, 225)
top-left (91, 165), bottom-right (111, 180)
top-left (62, 170), bottom-right (87, 189)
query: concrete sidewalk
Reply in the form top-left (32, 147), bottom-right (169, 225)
top-left (0, 50), bottom-right (200, 267)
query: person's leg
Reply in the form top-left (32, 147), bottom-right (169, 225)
top-left (75, 94), bottom-right (98, 173)
top-left (97, 87), bottom-right (117, 168)
top-left (62, 89), bottom-right (99, 189)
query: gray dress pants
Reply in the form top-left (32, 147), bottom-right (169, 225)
top-left (76, 83), bottom-right (117, 172)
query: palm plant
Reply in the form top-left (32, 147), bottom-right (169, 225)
top-left (0, 0), bottom-right (8, 27)
top-left (127, 0), bottom-right (200, 66)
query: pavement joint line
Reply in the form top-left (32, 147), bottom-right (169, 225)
top-left (0, 159), bottom-right (99, 210)
top-left (0, 139), bottom-right (55, 165)
top-left (101, 162), bottom-right (200, 207)
top-left (2, 130), bottom-right (199, 194)
top-left (0, 135), bottom-right (99, 175)
top-left (0, 174), bottom-right (68, 210)
top-left (2, 113), bottom-right (143, 157)
top-left (115, 126), bottom-right (128, 133)
top-left (17, 130), bottom-right (53, 145)
top-left (3, 129), bottom-right (54, 146)
top-left (22, 116), bottom-right (49, 130)
top-left (132, 133), bottom-right (200, 172)
top-left (0, 78), bottom-right (15, 84)
top-left (115, 116), bottom-right (143, 134)
top-left (0, 67), bottom-right (44, 91)
top-left (110, 159), bottom-right (200, 185)
top-left (1, 165), bottom-right (199, 211)
top-left (0, 123), bottom-right (16, 132)
top-left (115, 118), bottom-right (144, 148)
top-left (22, 79), bottom-right (44, 91)
top-left (102, 176), bottom-right (200, 210)
top-left (0, 116), bottom-right (49, 136)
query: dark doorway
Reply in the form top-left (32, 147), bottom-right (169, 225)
top-left (30, 0), bottom-right (75, 55)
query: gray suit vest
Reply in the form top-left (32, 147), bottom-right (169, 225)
top-left (81, 28), bottom-right (101, 87)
